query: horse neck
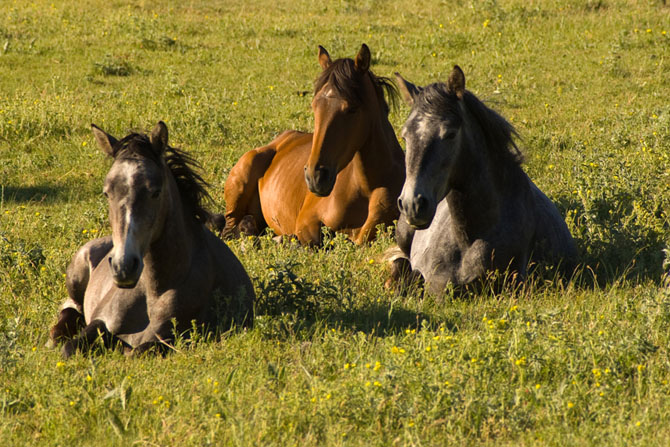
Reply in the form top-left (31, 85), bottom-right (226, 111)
top-left (142, 173), bottom-right (197, 289)
top-left (351, 102), bottom-right (403, 187)
top-left (445, 124), bottom-right (502, 238)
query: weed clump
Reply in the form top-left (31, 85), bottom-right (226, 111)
top-left (93, 55), bottom-right (133, 76)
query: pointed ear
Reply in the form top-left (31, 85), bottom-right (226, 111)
top-left (150, 121), bottom-right (168, 156)
top-left (394, 72), bottom-right (422, 106)
top-left (354, 43), bottom-right (371, 72)
top-left (318, 45), bottom-right (332, 70)
top-left (447, 65), bottom-right (465, 99)
top-left (91, 124), bottom-right (118, 157)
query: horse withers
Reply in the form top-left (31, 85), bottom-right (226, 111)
top-left (222, 44), bottom-right (405, 245)
top-left (390, 66), bottom-right (576, 294)
top-left (49, 122), bottom-right (255, 357)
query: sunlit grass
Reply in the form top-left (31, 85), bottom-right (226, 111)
top-left (1, 0), bottom-right (669, 445)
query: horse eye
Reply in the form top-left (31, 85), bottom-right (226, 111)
top-left (444, 131), bottom-right (457, 140)
top-left (150, 189), bottom-right (161, 199)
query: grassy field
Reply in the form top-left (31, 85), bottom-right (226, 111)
top-left (1, 0), bottom-right (670, 445)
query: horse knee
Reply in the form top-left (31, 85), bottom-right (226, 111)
top-left (295, 220), bottom-right (323, 246)
top-left (49, 307), bottom-right (85, 344)
top-left (61, 320), bottom-right (113, 359)
top-left (385, 257), bottom-right (423, 293)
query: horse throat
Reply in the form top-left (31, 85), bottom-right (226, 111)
top-left (350, 114), bottom-right (403, 191)
top-left (142, 177), bottom-right (196, 288)
top-left (445, 137), bottom-right (500, 242)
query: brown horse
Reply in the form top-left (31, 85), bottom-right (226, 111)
top-left (48, 122), bottom-right (255, 358)
top-left (222, 44), bottom-right (405, 245)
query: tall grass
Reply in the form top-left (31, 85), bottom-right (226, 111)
top-left (1, 0), bottom-right (669, 445)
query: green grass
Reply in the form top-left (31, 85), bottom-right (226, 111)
top-left (1, 0), bottom-right (670, 445)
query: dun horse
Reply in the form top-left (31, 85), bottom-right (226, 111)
top-left (49, 122), bottom-right (255, 357)
top-left (222, 44), bottom-right (405, 245)
top-left (390, 66), bottom-right (576, 294)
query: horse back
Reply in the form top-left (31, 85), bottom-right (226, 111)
top-left (529, 182), bottom-right (577, 267)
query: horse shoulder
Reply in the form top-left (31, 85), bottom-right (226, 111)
top-left (409, 201), bottom-right (461, 278)
top-left (65, 236), bottom-right (113, 306)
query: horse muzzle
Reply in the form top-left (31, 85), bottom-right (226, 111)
top-left (109, 254), bottom-right (143, 288)
top-left (397, 193), bottom-right (435, 230)
top-left (304, 165), bottom-right (335, 197)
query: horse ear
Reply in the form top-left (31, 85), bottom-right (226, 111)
top-left (91, 124), bottom-right (118, 157)
top-left (447, 65), bottom-right (465, 99)
top-left (318, 45), bottom-right (332, 70)
top-left (354, 43), bottom-right (371, 72)
top-left (394, 73), bottom-right (422, 106)
top-left (150, 121), bottom-right (168, 156)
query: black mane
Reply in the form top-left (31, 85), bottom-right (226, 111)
top-left (313, 57), bottom-right (398, 114)
top-left (415, 83), bottom-right (523, 167)
top-left (113, 133), bottom-right (215, 224)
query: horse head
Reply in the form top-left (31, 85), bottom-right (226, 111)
top-left (395, 66), bottom-right (468, 229)
top-left (92, 122), bottom-right (170, 288)
top-left (305, 44), bottom-right (384, 196)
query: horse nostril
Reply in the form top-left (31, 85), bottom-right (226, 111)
top-left (131, 257), bottom-right (139, 272)
top-left (314, 166), bottom-right (329, 185)
top-left (397, 197), bottom-right (403, 212)
top-left (416, 194), bottom-right (428, 213)
top-left (108, 256), bottom-right (113, 267)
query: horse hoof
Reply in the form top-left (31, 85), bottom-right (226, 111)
top-left (61, 341), bottom-right (76, 359)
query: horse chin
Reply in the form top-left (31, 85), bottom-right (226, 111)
top-left (409, 221), bottom-right (432, 231)
top-left (308, 182), bottom-right (335, 197)
top-left (113, 278), bottom-right (139, 289)
top-left (405, 214), bottom-right (434, 230)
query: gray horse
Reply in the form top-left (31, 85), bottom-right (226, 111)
top-left (49, 122), bottom-right (254, 357)
top-left (390, 66), bottom-right (576, 294)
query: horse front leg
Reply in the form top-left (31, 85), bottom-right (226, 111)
top-left (384, 211), bottom-right (422, 292)
top-left (61, 319), bottom-right (119, 359)
top-left (354, 188), bottom-right (399, 245)
top-left (49, 237), bottom-right (113, 347)
top-left (295, 206), bottom-right (323, 246)
top-left (47, 302), bottom-right (85, 347)
top-left (222, 146), bottom-right (275, 239)
top-left (385, 255), bottom-right (424, 290)
top-left (129, 322), bottom-right (176, 357)
top-left (457, 239), bottom-right (492, 285)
